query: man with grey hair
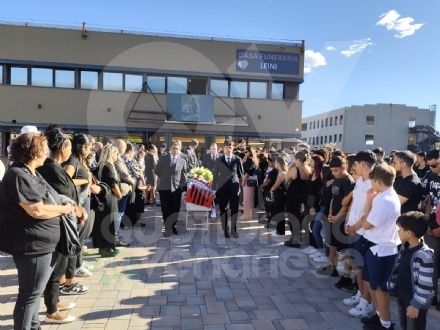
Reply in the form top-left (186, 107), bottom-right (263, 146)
top-left (154, 141), bottom-right (188, 237)
top-left (113, 140), bottom-right (142, 246)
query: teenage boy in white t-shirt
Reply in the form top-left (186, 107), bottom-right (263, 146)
top-left (343, 151), bottom-right (376, 318)
top-left (360, 164), bottom-right (401, 330)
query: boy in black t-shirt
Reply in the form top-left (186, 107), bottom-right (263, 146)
top-left (317, 156), bottom-right (355, 277)
top-left (423, 148), bottom-right (440, 308)
top-left (392, 151), bottom-right (424, 214)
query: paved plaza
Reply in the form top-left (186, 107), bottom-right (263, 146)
top-left (2, 205), bottom-right (440, 330)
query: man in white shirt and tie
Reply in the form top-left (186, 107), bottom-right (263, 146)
top-left (202, 143), bottom-right (220, 173)
top-left (154, 141), bottom-right (188, 237)
top-left (212, 140), bottom-right (244, 238)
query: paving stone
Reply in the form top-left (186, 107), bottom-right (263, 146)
top-left (202, 313), bottom-right (231, 325)
top-left (206, 302), bottom-right (228, 314)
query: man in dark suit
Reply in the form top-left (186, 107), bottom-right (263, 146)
top-left (185, 139), bottom-right (199, 171)
top-left (212, 140), bottom-right (244, 238)
top-left (154, 141), bottom-right (188, 237)
top-left (176, 140), bottom-right (188, 162)
top-left (202, 143), bottom-right (220, 173)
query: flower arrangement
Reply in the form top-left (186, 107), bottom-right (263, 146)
top-left (188, 167), bottom-right (213, 184)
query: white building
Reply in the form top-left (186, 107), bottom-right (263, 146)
top-left (301, 103), bottom-right (436, 153)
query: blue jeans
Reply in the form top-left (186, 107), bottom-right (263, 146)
top-left (116, 195), bottom-right (129, 238)
top-left (13, 252), bottom-right (56, 330)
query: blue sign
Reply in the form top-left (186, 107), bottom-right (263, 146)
top-left (236, 49), bottom-right (300, 75)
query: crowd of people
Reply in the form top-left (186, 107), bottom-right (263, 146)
top-left (1, 127), bottom-right (439, 330)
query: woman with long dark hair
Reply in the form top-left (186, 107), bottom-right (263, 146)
top-left (300, 154), bottom-right (325, 253)
top-left (38, 126), bottom-right (90, 323)
top-left (269, 157), bottom-right (287, 237)
top-left (63, 134), bottom-right (93, 278)
top-left (241, 146), bottom-right (258, 220)
top-left (284, 150), bottom-right (312, 248)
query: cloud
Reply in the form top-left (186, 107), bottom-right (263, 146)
top-left (376, 10), bottom-right (424, 38)
top-left (326, 46), bottom-right (336, 51)
top-left (340, 38), bottom-right (374, 57)
top-left (304, 50), bottom-right (326, 73)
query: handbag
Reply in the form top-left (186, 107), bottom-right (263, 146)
top-left (47, 192), bottom-right (82, 257)
top-left (246, 175), bottom-right (258, 187)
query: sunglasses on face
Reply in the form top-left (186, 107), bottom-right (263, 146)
top-left (429, 164), bottom-right (439, 168)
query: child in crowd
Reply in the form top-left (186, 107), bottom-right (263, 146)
top-left (361, 164), bottom-right (401, 330)
top-left (317, 156), bottom-right (355, 277)
top-left (343, 151), bottom-right (376, 318)
top-left (388, 211), bottom-right (434, 330)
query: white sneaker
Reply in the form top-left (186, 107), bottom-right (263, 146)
top-left (44, 315), bottom-right (76, 324)
top-left (74, 266), bottom-right (92, 277)
top-left (309, 252), bottom-right (322, 259)
top-left (57, 302), bottom-right (76, 311)
top-left (343, 290), bottom-right (362, 306)
top-left (348, 298), bottom-right (375, 318)
top-left (312, 255), bottom-right (329, 263)
top-left (302, 246), bottom-right (317, 255)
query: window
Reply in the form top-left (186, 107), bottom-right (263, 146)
top-left (271, 83), bottom-right (284, 100)
top-left (167, 76), bottom-right (187, 94)
top-left (210, 79), bottom-right (228, 97)
top-left (301, 123), bottom-right (307, 131)
top-left (340, 115), bottom-right (343, 125)
top-left (320, 136), bottom-right (323, 145)
top-left (230, 81), bottom-right (247, 98)
top-left (31, 68), bottom-right (52, 87)
top-left (313, 121), bottom-right (316, 129)
top-left (309, 122), bottom-right (312, 130)
top-left (321, 119), bottom-right (324, 127)
top-left (329, 135), bottom-right (332, 143)
top-left (334, 134), bottom-right (337, 143)
top-left (0, 65), bottom-right (2, 84)
top-left (366, 115), bottom-right (375, 125)
top-left (10, 67), bottom-right (28, 85)
top-left (335, 116), bottom-right (338, 125)
top-left (339, 134), bottom-right (342, 143)
top-left (317, 120), bottom-right (319, 128)
top-left (365, 135), bottom-right (374, 145)
top-left (146, 76), bottom-right (165, 93)
top-left (325, 136), bottom-right (328, 144)
top-left (330, 117), bottom-right (333, 126)
top-left (309, 137), bottom-right (311, 144)
top-left (249, 82), bottom-right (267, 98)
top-left (55, 70), bottom-right (74, 88)
top-left (312, 137), bottom-right (315, 145)
top-left (325, 118), bottom-right (328, 127)
top-left (103, 72), bottom-right (123, 91)
top-left (81, 71), bottom-right (98, 89)
top-left (409, 118), bottom-right (416, 128)
top-left (124, 74), bottom-right (143, 92)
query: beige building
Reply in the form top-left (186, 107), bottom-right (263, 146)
top-left (0, 22), bottom-right (305, 153)
top-left (301, 104), bottom-right (436, 153)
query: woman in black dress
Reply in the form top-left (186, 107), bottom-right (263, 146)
top-left (284, 150), bottom-right (312, 248)
top-left (94, 145), bottom-right (122, 257)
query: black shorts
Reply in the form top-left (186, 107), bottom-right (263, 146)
top-left (326, 215), bottom-right (349, 253)
top-left (362, 249), bottom-right (396, 292)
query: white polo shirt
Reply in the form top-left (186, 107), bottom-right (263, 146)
top-left (364, 187), bottom-right (401, 257)
top-left (347, 177), bottom-right (372, 236)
